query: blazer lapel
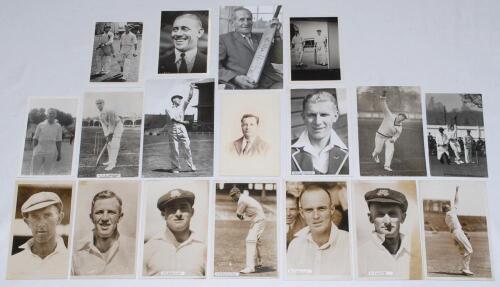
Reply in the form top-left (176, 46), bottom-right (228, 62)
top-left (232, 31), bottom-right (255, 52)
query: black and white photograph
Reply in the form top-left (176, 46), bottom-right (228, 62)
top-left (158, 11), bottom-right (209, 74)
top-left (218, 5), bottom-right (283, 90)
top-left (285, 181), bottom-right (351, 279)
top-left (20, 98), bottom-right (77, 176)
top-left (290, 89), bottom-right (349, 175)
top-left (90, 22), bottom-right (143, 82)
top-left (353, 180), bottom-right (422, 280)
top-left (357, 86), bottom-right (427, 176)
top-left (290, 17), bottom-right (341, 81)
top-left (420, 181), bottom-right (492, 279)
top-left (426, 93), bottom-right (488, 177)
top-left (214, 182), bottom-right (277, 278)
top-left (142, 79), bottom-right (214, 177)
top-left (78, 92), bottom-right (143, 178)
top-left (142, 180), bottom-right (209, 278)
top-left (219, 91), bottom-right (281, 176)
top-left (71, 180), bottom-right (140, 278)
top-left (6, 181), bottom-right (74, 279)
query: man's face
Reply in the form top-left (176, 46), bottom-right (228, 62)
top-left (300, 188), bottom-right (333, 235)
top-left (368, 202), bottom-right (406, 238)
top-left (125, 26), bottom-right (130, 33)
top-left (24, 205), bottom-right (63, 245)
top-left (172, 15), bottom-right (204, 52)
top-left (232, 9), bottom-right (253, 35)
top-left (171, 97), bottom-right (181, 106)
top-left (230, 193), bottom-right (240, 202)
top-left (317, 30), bottom-right (321, 35)
top-left (104, 27), bottom-right (110, 33)
top-left (241, 117), bottom-right (258, 139)
top-left (286, 197), bottom-right (299, 225)
top-left (47, 110), bottom-right (57, 123)
top-left (395, 114), bottom-right (407, 125)
top-left (96, 102), bottom-right (104, 111)
top-left (91, 197), bottom-right (123, 239)
top-left (303, 101), bottom-right (338, 142)
top-left (163, 199), bottom-right (194, 233)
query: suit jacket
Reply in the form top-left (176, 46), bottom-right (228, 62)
top-left (291, 138), bottom-right (349, 175)
top-left (231, 136), bottom-right (269, 156)
top-left (219, 31), bottom-right (282, 89)
top-left (158, 50), bottom-right (207, 73)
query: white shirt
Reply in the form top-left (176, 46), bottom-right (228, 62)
top-left (314, 34), bottom-right (327, 48)
top-left (237, 193), bottom-right (265, 222)
top-left (166, 101), bottom-right (189, 126)
top-left (287, 223), bottom-right (351, 277)
top-left (33, 119), bottom-right (62, 155)
top-left (120, 32), bottom-right (137, 54)
top-left (445, 209), bottom-right (462, 231)
top-left (174, 48), bottom-right (197, 73)
top-left (99, 109), bottom-right (122, 136)
top-left (292, 35), bottom-right (303, 50)
top-left (377, 98), bottom-right (403, 140)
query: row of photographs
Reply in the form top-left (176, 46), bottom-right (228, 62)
top-left (20, 83), bottom-right (488, 178)
top-left (6, 179), bottom-right (492, 280)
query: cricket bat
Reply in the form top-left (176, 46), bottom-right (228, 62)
top-left (95, 142), bottom-right (109, 167)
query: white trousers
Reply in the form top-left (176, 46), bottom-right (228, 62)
top-left (106, 122), bottom-right (123, 166)
top-left (464, 147), bottom-right (472, 163)
top-left (452, 229), bottom-right (473, 271)
top-left (97, 55), bottom-right (111, 73)
top-left (168, 124), bottom-right (195, 170)
top-left (31, 151), bottom-right (57, 175)
top-left (373, 133), bottom-right (395, 168)
top-left (245, 219), bottom-right (266, 269)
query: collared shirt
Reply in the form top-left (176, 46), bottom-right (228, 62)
top-left (241, 137), bottom-right (254, 154)
top-left (291, 35), bottom-right (303, 50)
top-left (237, 193), bottom-right (266, 222)
top-left (99, 109), bottom-right (122, 136)
top-left (72, 234), bottom-right (136, 276)
top-left (33, 119), bottom-right (62, 154)
top-left (8, 236), bottom-right (69, 279)
top-left (445, 209), bottom-right (462, 231)
top-left (287, 223), bottom-right (351, 277)
top-left (291, 130), bottom-right (347, 174)
top-left (166, 100), bottom-right (189, 126)
top-left (143, 229), bottom-right (206, 277)
top-left (240, 33), bottom-right (254, 50)
top-left (377, 98), bottom-right (403, 140)
top-left (120, 32), bottom-right (137, 54)
top-left (104, 31), bottom-right (114, 45)
top-left (314, 34), bottom-right (327, 48)
top-left (174, 48), bottom-right (197, 73)
top-left (358, 231), bottom-right (411, 279)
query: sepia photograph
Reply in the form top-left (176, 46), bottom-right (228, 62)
top-left (218, 5), bottom-right (283, 89)
top-left (142, 180), bottom-right (208, 278)
top-left (214, 182), bottom-right (277, 278)
top-left (89, 22), bottom-right (143, 82)
top-left (142, 79), bottom-right (214, 177)
top-left (20, 98), bottom-right (78, 176)
top-left (357, 86), bottom-right (427, 176)
top-left (420, 180), bottom-right (492, 279)
top-left (71, 180), bottom-right (140, 278)
top-left (290, 89), bottom-right (349, 175)
top-left (7, 181), bottom-right (74, 279)
top-left (158, 11), bottom-right (209, 74)
top-left (219, 92), bottom-right (280, 176)
top-left (290, 17), bottom-right (341, 81)
top-left (353, 180), bottom-right (422, 280)
top-left (78, 92), bottom-right (143, 178)
top-left (426, 93), bottom-right (488, 177)
top-left (285, 181), bottom-right (351, 279)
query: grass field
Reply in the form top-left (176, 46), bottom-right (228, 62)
top-left (142, 133), bottom-right (213, 177)
top-left (21, 140), bottom-right (74, 175)
top-left (428, 153), bottom-right (488, 177)
top-left (358, 119), bottom-right (427, 176)
top-left (78, 127), bottom-right (140, 177)
top-left (425, 231), bottom-right (492, 278)
top-left (90, 38), bottom-right (142, 82)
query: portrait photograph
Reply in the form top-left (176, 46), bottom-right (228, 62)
top-left (290, 17), bottom-right (341, 81)
top-left (142, 79), bottom-right (214, 177)
top-left (6, 180), bottom-right (74, 279)
top-left (71, 180), bottom-right (140, 278)
top-left (214, 182), bottom-right (277, 278)
top-left (290, 88), bottom-right (349, 175)
top-left (158, 10), bottom-right (209, 74)
top-left (420, 180), bottom-right (492, 279)
top-left (78, 92), bottom-right (143, 178)
top-left (352, 180), bottom-right (422, 280)
top-left (20, 97), bottom-right (78, 176)
top-left (285, 181), bottom-right (351, 280)
top-left (89, 22), bottom-right (143, 83)
top-left (142, 180), bottom-right (209, 278)
top-left (426, 93), bottom-right (488, 177)
top-left (218, 5), bottom-right (283, 90)
top-left (219, 91), bottom-right (280, 176)
top-left (357, 86), bottom-right (427, 176)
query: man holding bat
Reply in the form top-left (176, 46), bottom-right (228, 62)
top-left (96, 99), bottom-right (123, 171)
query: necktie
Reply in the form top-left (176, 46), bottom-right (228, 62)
top-left (179, 52), bottom-right (188, 73)
top-left (242, 140), bottom-right (251, 155)
top-left (244, 35), bottom-right (254, 50)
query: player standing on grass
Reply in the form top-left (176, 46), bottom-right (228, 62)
top-left (96, 99), bottom-right (123, 171)
top-left (442, 186), bottom-right (474, 276)
top-left (446, 119), bottom-right (463, 165)
top-left (118, 24), bottom-right (138, 81)
top-left (31, 108), bottom-right (62, 175)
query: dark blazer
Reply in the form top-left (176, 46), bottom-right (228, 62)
top-left (158, 50), bottom-right (207, 74)
top-left (291, 138), bottom-right (349, 175)
top-left (231, 136), bottom-right (270, 156)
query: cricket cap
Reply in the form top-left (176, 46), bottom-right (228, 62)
top-left (21, 192), bottom-right (63, 215)
top-left (157, 189), bottom-right (195, 211)
top-left (364, 188), bottom-right (408, 212)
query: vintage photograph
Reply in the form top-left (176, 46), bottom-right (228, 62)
top-left (214, 182), bottom-right (277, 277)
top-left (158, 11), bottom-right (209, 74)
top-left (290, 17), bottom-right (341, 81)
top-left (219, 5), bottom-right (283, 89)
top-left (71, 180), bottom-right (140, 278)
top-left (426, 93), bottom-right (488, 177)
top-left (357, 86), bottom-right (427, 176)
top-left (142, 180), bottom-right (209, 278)
top-left (353, 180), bottom-right (422, 280)
top-left (142, 79), bottom-right (214, 177)
top-left (420, 180), bottom-right (492, 279)
top-left (78, 92), bottom-right (142, 178)
top-left (285, 181), bottom-right (351, 279)
top-left (20, 98), bottom-right (77, 176)
top-left (90, 22), bottom-right (143, 82)
top-left (290, 89), bottom-right (349, 175)
top-left (6, 181), bottom-right (74, 279)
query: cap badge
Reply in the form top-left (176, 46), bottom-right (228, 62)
top-left (377, 189), bottom-right (389, 197)
top-left (171, 190), bottom-right (181, 198)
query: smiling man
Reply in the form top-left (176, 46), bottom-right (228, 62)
top-left (159, 13), bottom-right (207, 73)
top-left (72, 190), bottom-right (136, 276)
top-left (231, 113), bottom-right (269, 156)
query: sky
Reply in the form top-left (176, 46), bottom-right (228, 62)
top-left (29, 98), bottom-right (78, 115)
top-left (426, 93), bottom-right (482, 111)
top-left (83, 92), bottom-right (143, 118)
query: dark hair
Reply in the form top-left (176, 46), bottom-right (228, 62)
top-left (91, 190), bottom-right (123, 214)
top-left (286, 192), bottom-right (299, 208)
top-left (241, 114), bottom-right (259, 125)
